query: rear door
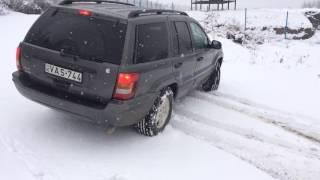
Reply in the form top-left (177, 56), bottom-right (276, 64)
top-left (21, 7), bottom-right (127, 103)
top-left (189, 21), bottom-right (215, 84)
top-left (168, 17), bottom-right (198, 97)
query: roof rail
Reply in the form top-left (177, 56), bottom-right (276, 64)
top-left (128, 9), bottom-right (189, 18)
top-left (59, 0), bottom-right (135, 6)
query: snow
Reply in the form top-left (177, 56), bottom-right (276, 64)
top-left (150, 0), bottom-right (307, 9)
top-left (0, 117), bottom-right (274, 180)
top-left (186, 10), bottom-right (320, 180)
top-left (0, 4), bottom-right (9, 15)
top-left (190, 9), bottom-right (313, 29)
top-left (1, 9), bottom-right (320, 180)
top-left (215, 31), bottom-right (320, 120)
top-left (189, 9), bottom-right (315, 47)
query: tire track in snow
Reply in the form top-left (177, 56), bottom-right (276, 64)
top-left (172, 114), bottom-right (320, 180)
top-left (171, 94), bottom-right (320, 180)
top-left (174, 108), bottom-right (320, 160)
top-left (211, 91), bottom-right (319, 122)
top-left (193, 91), bottom-right (320, 144)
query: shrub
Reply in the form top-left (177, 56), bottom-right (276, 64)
top-left (0, 1), bottom-right (9, 15)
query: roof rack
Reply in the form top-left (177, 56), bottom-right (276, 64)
top-left (128, 9), bottom-right (189, 18)
top-left (59, 0), bottom-right (135, 6)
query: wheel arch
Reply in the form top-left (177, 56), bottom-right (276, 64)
top-left (218, 57), bottom-right (223, 65)
top-left (167, 83), bottom-right (178, 99)
top-left (215, 56), bottom-right (223, 67)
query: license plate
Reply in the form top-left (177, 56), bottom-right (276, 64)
top-left (45, 63), bottom-right (82, 83)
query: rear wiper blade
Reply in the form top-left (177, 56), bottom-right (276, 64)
top-left (60, 49), bottom-right (78, 61)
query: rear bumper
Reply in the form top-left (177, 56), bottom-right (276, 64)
top-left (12, 71), bottom-right (156, 127)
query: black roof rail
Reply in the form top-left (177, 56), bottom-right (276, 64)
top-left (128, 9), bottom-right (189, 18)
top-left (59, 0), bottom-right (135, 6)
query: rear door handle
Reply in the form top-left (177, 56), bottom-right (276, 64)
top-left (174, 62), bottom-right (183, 69)
top-left (197, 57), bottom-right (204, 61)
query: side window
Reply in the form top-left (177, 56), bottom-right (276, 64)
top-left (190, 22), bottom-right (209, 49)
top-left (173, 21), bottom-right (193, 55)
top-left (135, 22), bottom-right (169, 64)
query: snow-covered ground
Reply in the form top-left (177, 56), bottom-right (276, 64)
top-left (193, 9), bottom-right (318, 46)
top-left (173, 36), bottom-right (320, 180)
top-left (150, 0), bottom-right (306, 9)
top-left (1, 9), bottom-right (320, 180)
top-left (192, 9), bottom-right (313, 29)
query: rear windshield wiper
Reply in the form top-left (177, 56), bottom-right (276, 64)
top-left (60, 49), bottom-right (78, 61)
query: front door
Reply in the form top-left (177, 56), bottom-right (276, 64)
top-left (189, 22), bottom-right (215, 85)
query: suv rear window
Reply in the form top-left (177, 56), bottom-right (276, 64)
top-left (25, 8), bottom-right (127, 64)
top-left (135, 22), bottom-right (169, 64)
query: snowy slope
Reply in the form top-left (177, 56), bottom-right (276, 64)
top-left (191, 9), bottom-right (312, 29)
top-left (189, 9), bottom-right (315, 47)
top-left (1, 9), bottom-right (320, 180)
top-left (148, 0), bottom-right (306, 9)
top-left (191, 9), bottom-right (320, 141)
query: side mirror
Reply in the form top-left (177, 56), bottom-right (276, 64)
top-left (211, 40), bottom-right (222, 49)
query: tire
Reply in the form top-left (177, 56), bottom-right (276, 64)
top-left (135, 87), bottom-right (173, 137)
top-left (202, 62), bottom-right (221, 92)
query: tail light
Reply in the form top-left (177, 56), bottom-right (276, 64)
top-left (79, 9), bottom-right (92, 16)
top-left (16, 47), bottom-right (22, 71)
top-left (113, 73), bottom-right (140, 100)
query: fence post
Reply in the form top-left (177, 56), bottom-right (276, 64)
top-left (285, 11), bottom-right (289, 39)
top-left (195, 0), bottom-right (197, 10)
top-left (244, 8), bottom-right (247, 31)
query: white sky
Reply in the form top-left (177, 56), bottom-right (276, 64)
top-left (238, 0), bottom-right (305, 8)
top-left (156, 0), bottom-right (307, 9)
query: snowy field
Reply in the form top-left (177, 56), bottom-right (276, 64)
top-left (190, 9), bottom-right (313, 29)
top-left (191, 9), bottom-right (320, 47)
top-left (1, 9), bottom-right (320, 180)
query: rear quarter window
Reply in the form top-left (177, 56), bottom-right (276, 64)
top-left (25, 8), bottom-right (127, 65)
top-left (134, 22), bottom-right (169, 64)
top-left (173, 21), bottom-right (193, 55)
